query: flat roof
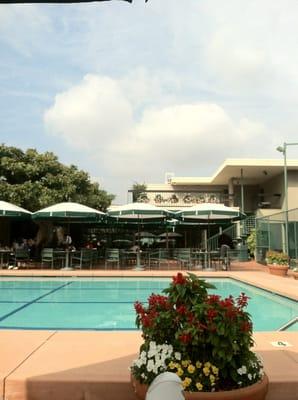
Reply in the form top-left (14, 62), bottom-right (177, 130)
top-left (169, 158), bottom-right (298, 186)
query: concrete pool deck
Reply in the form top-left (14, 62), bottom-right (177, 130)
top-left (0, 264), bottom-right (297, 400)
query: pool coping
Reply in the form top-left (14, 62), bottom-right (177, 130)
top-left (0, 267), bottom-right (297, 400)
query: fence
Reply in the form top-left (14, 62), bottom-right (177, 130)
top-left (255, 208), bottom-right (298, 265)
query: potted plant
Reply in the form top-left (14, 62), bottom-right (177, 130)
top-left (265, 250), bottom-right (289, 276)
top-left (292, 267), bottom-right (298, 280)
top-left (131, 273), bottom-right (268, 399)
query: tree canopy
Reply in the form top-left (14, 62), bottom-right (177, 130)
top-left (0, 144), bottom-right (114, 212)
top-left (132, 182), bottom-right (147, 202)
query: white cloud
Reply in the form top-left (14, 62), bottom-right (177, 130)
top-left (44, 74), bottom-right (133, 150)
top-left (44, 72), bottom-right (270, 196)
top-left (199, 0), bottom-right (298, 96)
top-left (3, 0), bottom-right (298, 201)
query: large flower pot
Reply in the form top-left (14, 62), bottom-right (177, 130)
top-left (131, 373), bottom-right (269, 400)
top-left (267, 264), bottom-right (289, 276)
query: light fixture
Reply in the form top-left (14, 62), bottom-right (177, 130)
top-left (276, 141), bottom-right (298, 255)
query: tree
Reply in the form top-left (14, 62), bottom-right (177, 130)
top-left (0, 144), bottom-right (114, 211)
top-left (132, 182), bottom-right (148, 202)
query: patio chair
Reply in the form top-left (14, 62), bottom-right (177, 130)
top-left (219, 245), bottom-right (231, 270)
top-left (13, 248), bottom-right (30, 268)
top-left (148, 249), bottom-right (169, 269)
top-left (41, 248), bottom-right (65, 269)
top-left (175, 248), bottom-right (193, 270)
top-left (71, 249), bottom-right (94, 269)
top-left (105, 248), bottom-right (121, 269)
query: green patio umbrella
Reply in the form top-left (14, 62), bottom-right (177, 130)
top-left (175, 203), bottom-right (245, 250)
top-left (107, 202), bottom-right (173, 269)
top-left (0, 200), bottom-right (31, 219)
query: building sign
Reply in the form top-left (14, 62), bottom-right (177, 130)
top-left (137, 192), bottom-right (226, 207)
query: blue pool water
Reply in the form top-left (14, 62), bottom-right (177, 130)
top-left (0, 278), bottom-right (297, 331)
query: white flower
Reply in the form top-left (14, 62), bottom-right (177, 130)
top-left (148, 349), bottom-right (157, 358)
top-left (174, 352), bottom-right (181, 360)
top-left (147, 359), bottom-right (154, 372)
top-left (237, 365), bottom-right (247, 376)
top-left (134, 358), bottom-right (144, 368)
top-left (149, 341), bottom-right (157, 350)
top-left (248, 373), bottom-right (252, 380)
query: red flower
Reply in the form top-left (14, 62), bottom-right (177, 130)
top-left (207, 308), bottom-right (218, 321)
top-left (172, 272), bottom-right (186, 285)
top-left (225, 308), bottom-right (237, 320)
top-left (207, 294), bottom-right (221, 304)
top-left (177, 305), bottom-right (187, 315)
top-left (187, 312), bottom-right (195, 323)
top-left (141, 314), bottom-right (152, 328)
top-left (237, 293), bottom-right (250, 309)
top-left (241, 321), bottom-right (252, 332)
top-left (148, 294), bottom-right (169, 309)
top-left (220, 296), bottom-right (234, 309)
top-left (134, 301), bottom-right (145, 314)
top-left (179, 332), bottom-right (192, 344)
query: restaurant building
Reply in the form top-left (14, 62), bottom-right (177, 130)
top-left (128, 159), bottom-right (298, 256)
top-left (130, 158), bottom-right (298, 217)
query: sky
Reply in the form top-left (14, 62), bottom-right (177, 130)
top-left (1, 0), bottom-right (298, 204)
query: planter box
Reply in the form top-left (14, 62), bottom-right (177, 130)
top-left (131, 373), bottom-right (269, 400)
top-left (267, 264), bottom-right (289, 277)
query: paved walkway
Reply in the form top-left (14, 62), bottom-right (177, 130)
top-left (0, 263), bottom-right (297, 400)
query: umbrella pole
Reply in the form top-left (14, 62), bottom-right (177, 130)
top-left (166, 227), bottom-right (169, 250)
top-left (134, 214), bottom-right (144, 271)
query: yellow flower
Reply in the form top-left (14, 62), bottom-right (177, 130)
top-left (196, 361), bottom-right (202, 369)
top-left (168, 361), bottom-right (176, 370)
top-left (212, 366), bottom-right (219, 375)
top-left (177, 368), bottom-right (184, 377)
top-left (196, 382), bottom-right (203, 391)
top-left (204, 362), bottom-right (211, 368)
top-left (182, 377), bottom-right (192, 388)
top-left (181, 359), bottom-right (190, 368)
top-left (203, 367), bottom-right (210, 376)
top-left (175, 363), bottom-right (181, 369)
top-left (187, 364), bottom-right (196, 374)
top-left (209, 374), bottom-right (215, 382)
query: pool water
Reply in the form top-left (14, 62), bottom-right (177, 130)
top-left (0, 278), bottom-right (297, 331)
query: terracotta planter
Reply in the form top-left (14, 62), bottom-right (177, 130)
top-left (131, 373), bottom-right (269, 400)
top-left (267, 264), bottom-right (289, 276)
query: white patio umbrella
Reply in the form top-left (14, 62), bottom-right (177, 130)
top-left (175, 203), bottom-right (245, 250)
top-left (32, 202), bottom-right (106, 270)
top-left (107, 202), bottom-right (173, 220)
top-left (175, 203), bottom-right (245, 221)
top-left (32, 202), bottom-right (105, 222)
top-left (0, 200), bottom-right (31, 218)
top-left (135, 231), bottom-right (156, 238)
top-left (107, 202), bottom-right (173, 269)
top-left (159, 232), bottom-right (182, 238)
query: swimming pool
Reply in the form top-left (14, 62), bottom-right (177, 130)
top-left (0, 277), bottom-right (297, 331)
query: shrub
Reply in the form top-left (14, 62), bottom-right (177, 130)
top-left (131, 273), bottom-right (263, 392)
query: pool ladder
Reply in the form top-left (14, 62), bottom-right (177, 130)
top-left (277, 316), bottom-right (298, 331)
